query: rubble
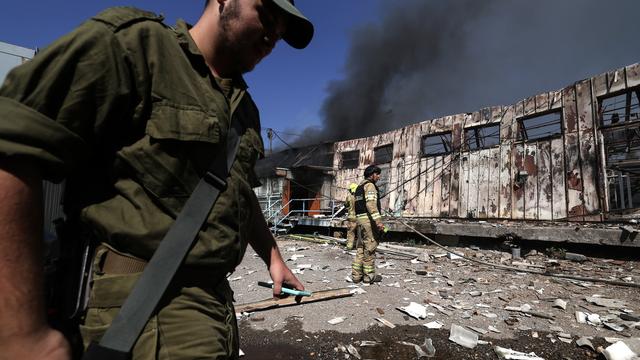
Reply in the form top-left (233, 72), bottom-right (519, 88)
top-left (234, 238), bottom-right (640, 358)
top-left (449, 324), bottom-right (479, 349)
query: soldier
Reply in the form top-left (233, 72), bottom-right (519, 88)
top-left (0, 1), bottom-right (313, 359)
top-left (344, 183), bottom-right (358, 250)
top-left (351, 165), bottom-right (385, 284)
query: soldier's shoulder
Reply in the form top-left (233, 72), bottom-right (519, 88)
top-left (91, 7), bottom-right (166, 32)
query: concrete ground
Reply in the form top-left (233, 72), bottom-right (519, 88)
top-left (231, 237), bottom-right (640, 359)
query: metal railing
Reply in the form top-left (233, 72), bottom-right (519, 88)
top-left (259, 198), bottom-right (344, 233)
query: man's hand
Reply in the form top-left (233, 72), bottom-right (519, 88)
top-left (376, 222), bottom-right (385, 231)
top-left (1, 327), bottom-right (71, 360)
top-left (268, 256), bottom-right (304, 298)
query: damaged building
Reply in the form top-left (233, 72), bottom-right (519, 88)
top-left (255, 61), bottom-right (640, 248)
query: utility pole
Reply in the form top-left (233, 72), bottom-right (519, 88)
top-left (266, 128), bottom-right (274, 155)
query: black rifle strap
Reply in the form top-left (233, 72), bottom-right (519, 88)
top-left (83, 98), bottom-right (248, 360)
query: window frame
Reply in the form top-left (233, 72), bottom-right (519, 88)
top-left (464, 123), bottom-right (501, 151)
top-left (420, 131), bottom-right (453, 157)
top-left (516, 110), bottom-right (563, 142)
top-left (340, 150), bottom-right (360, 169)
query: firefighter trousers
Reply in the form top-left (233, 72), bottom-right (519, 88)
top-left (351, 219), bottom-right (379, 283)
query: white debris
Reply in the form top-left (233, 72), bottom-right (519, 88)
top-left (297, 264), bottom-right (313, 269)
top-left (349, 287), bottom-right (367, 295)
top-left (346, 344), bottom-right (361, 359)
top-left (448, 253), bottom-right (463, 260)
top-left (575, 311), bottom-right (587, 323)
top-left (397, 302), bottom-right (429, 320)
top-left (399, 338), bottom-right (436, 358)
top-left (604, 322), bottom-right (625, 332)
top-left (553, 299), bottom-right (567, 310)
top-left (239, 348), bottom-right (245, 357)
top-left (377, 261), bottom-right (395, 269)
top-left (576, 337), bottom-right (595, 351)
top-left (602, 341), bottom-right (637, 360)
top-left (328, 317), bottom-right (345, 325)
top-left (449, 324), bottom-right (478, 349)
top-left (587, 313), bottom-right (602, 325)
top-left (375, 317), bottom-right (396, 328)
top-left (467, 326), bottom-right (488, 335)
top-left (488, 325), bottom-right (501, 333)
top-left (229, 276), bottom-right (242, 281)
top-left (423, 321), bottom-right (444, 329)
top-left (586, 296), bottom-right (627, 309)
top-left (288, 254), bottom-right (305, 261)
top-left (494, 346), bottom-right (545, 360)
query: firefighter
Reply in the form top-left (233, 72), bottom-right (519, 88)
top-left (344, 183), bottom-right (358, 250)
top-left (351, 165), bottom-right (385, 284)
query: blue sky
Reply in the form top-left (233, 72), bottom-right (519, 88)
top-left (0, 0), bottom-right (381, 149)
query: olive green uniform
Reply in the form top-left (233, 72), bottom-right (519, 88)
top-left (351, 181), bottom-right (382, 283)
top-left (0, 7), bottom-right (264, 359)
top-left (344, 191), bottom-right (357, 250)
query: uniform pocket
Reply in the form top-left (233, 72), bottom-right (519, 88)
top-left (118, 100), bottom-right (223, 214)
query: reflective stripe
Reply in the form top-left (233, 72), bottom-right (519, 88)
top-left (370, 213), bottom-right (381, 220)
top-left (352, 263), bottom-right (363, 270)
top-left (363, 266), bottom-right (375, 274)
top-left (356, 214), bottom-right (369, 220)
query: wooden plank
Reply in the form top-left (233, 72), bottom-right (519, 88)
top-left (235, 288), bottom-right (353, 313)
top-left (563, 86), bottom-right (579, 134)
top-left (406, 154), bottom-right (419, 215)
top-left (440, 154), bottom-right (452, 217)
top-left (524, 96), bottom-right (536, 117)
top-left (499, 144), bottom-right (513, 219)
top-left (477, 151), bottom-right (489, 218)
top-left (487, 147), bottom-right (501, 218)
top-left (459, 154), bottom-right (470, 218)
top-left (593, 71), bottom-right (609, 97)
top-left (448, 118), bottom-right (464, 217)
top-left (575, 79), bottom-right (601, 217)
top-left (550, 90), bottom-right (563, 111)
top-left (512, 144), bottom-right (525, 220)
top-left (425, 157), bottom-right (435, 217)
top-left (500, 106), bottom-right (515, 144)
top-left (467, 152), bottom-right (480, 218)
top-left (562, 86), bottom-right (585, 220)
top-left (432, 156), bottom-right (443, 217)
top-left (535, 93), bottom-right (549, 113)
top-left (565, 133), bottom-right (584, 220)
top-left (576, 80), bottom-right (595, 131)
top-left (607, 68), bottom-right (627, 94)
top-left (537, 141), bottom-right (553, 220)
top-left (415, 158), bottom-right (426, 216)
top-left (579, 131), bottom-right (601, 216)
top-left (524, 143), bottom-right (538, 220)
top-left (626, 63), bottom-right (640, 88)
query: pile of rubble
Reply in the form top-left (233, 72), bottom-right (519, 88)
top-left (231, 236), bottom-right (640, 359)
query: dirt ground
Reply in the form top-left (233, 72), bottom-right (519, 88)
top-left (231, 236), bottom-right (640, 359)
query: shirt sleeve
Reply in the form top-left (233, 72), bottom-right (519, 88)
top-left (364, 183), bottom-right (381, 222)
top-left (0, 19), bottom-right (137, 182)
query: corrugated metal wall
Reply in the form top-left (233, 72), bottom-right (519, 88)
top-left (334, 62), bottom-right (640, 222)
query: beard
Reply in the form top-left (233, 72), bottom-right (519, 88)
top-left (219, 0), bottom-right (261, 74)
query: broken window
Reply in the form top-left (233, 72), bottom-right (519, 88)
top-left (464, 123), bottom-right (500, 151)
top-left (517, 111), bottom-right (563, 141)
top-left (421, 132), bottom-right (452, 157)
top-left (341, 150), bottom-right (359, 169)
top-left (374, 144), bottom-right (393, 164)
top-left (599, 89), bottom-right (640, 211)
top-left (599, 88), bottom-right (640, 126)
